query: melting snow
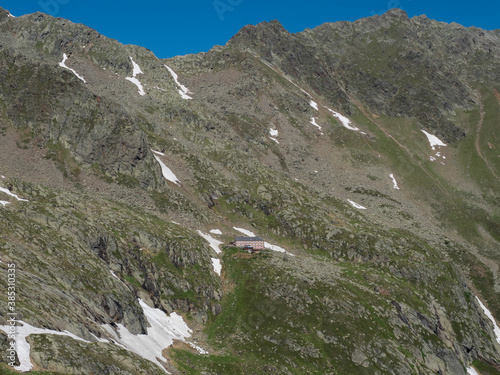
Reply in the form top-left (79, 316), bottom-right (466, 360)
top-left (310, 117), bottom-right (322, 131)
top-left (103, 299), bottom-right (199, 373)
top-left (90, 333), bottom-right (109, 343)
top-left (0, 320), bottom-right (89, 372)
top-left (152, 151), bottom-right (180, 185)
top-left (233, 227), bottom-right (256, 237)
top-left (125, 57), bottom-right (145, 96)
top-left (211, 258), bottom-right (222, 276)
top-left (130, 57), bottom-right (143, 76)
top-left (421, 130), bottom-right (446, 150)
top-left (476, 296), bottom-right (500, 344)
top-left (110, 270), bottom-right (119, 280)
top-left (58, 53), bottom-right (86, 83)
top-left (164, 65), bottom-right (192, 100)
top-left (233, 227), bottom-right (293, 255)
top-left (1, 175), bottom-right (5, 178)
top-left (269, 137), bottom-right (279, 144)
top-left (389, 174), bottom-right (400, 190)
top-left (326, 107), bottom-right (360, 132)
top-left (466, 367), bottom-right (479, 375)
top-left (8, 12), bottom-right (15, 18)
top-left (310, 100), bottom-right (318, 110)
top-left (347, 199), bottom-right (367, 210)
top-left (197, 231), bottom-right (223, 254)
top-left (264, 243), bottom-right (288, 253)
top-left (209, 229), bottom-right (222, 235)
top-left (270, 129), bottom-right (278, 137)
top-left (0, 187), bottom-right (28, 202)
top-left (0, 201), bottom-right (9, 207)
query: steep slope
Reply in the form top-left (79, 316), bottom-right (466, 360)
top-left (0, 6), bottom-right (499, 375)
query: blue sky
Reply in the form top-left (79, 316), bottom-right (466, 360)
top-left (1, 0), bottom-right (499, 58)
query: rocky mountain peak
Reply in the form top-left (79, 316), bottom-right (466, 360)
top-left (383, 7), bottom-right (409, 19)
top-left (1, 7), bottom-right (500, 375)
top-left (0, 7), bottom-right (11, 22)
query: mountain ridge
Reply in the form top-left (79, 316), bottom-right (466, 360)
top-left (0, 7), bottom-right (499, 374)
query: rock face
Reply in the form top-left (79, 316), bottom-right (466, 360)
top-left (227, 9), bottom-right (500, 142)
top-left (0, 6), bottom-right (500, 375)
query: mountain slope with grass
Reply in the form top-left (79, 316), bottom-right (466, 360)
top-left (0, 6), bottom-right (500, 375)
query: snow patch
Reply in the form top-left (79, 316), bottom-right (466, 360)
top-left (310, 117), bottom-right (322, 132)
top-left (233, 227), bottom-right (256, 237)
top-left (190, 343), bottom-right (209, 354)
top-left (389, 174), bottom-right (400, 190)
top-left (0, 320), bottom-right (89, 372)
top-left (1, 175), bottom-right (5, 178)
top-left (125, 77), bottom-right (145, 96)
top-left (264, 242), bottom-right (288, 253)
top-left (130, 57), bottom-right (143, 76)
top-left (165, 65), bottom-right (193, 100)
top-left (211, 258), bottom-right (222, 276)
top-left (59, 53), bottom-right (86, 83)
top-left (197, 231), bottom-right (223, 254)
top-left (7, 12), bottom-right (15, 18)
top-left (310, 100), bottom-right (318, 110)
top-left (209, 229), bottom-right (222, 235)
top-left (476, 297), bottom-right (500, 344)
top-left (0, 201), bottom-right (9, 207)
top-left (269, 137), bottom-right (279, 144)
top-left (152, 151), bottom-right (180, 185)
top-left (347, 199), bottom-right (367, 210)
top-left (91, 333), bottom-right (109, 343)
top-left (110, 270), bottom-right (119, 280)
top-left (466, 367), bottom-right (479, 375)
top-left (125, 57), bottom-right (145, 96)
top-left (326, 107), bottom-right (360, 132)
top-left (0, 187), bottom-right (28, 202)
top-left (269, 128), bottom-right (278, 137)
top-left (421, 130), bottom-right (446, 150)
top-left (103, 299), bottom-right (200, 373)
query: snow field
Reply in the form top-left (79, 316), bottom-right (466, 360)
top-left (325, 107), bottom-right (360, 132)
top-left (310, 117), bottom-right (322, 133)
top-left (58, 53), bottom-right (86, 83)
top-left (211, 258), bottom-right (222, 275)
top-left (151, 150), bottom-right (180, 185)
top-left (125, 57), bottom-right (145, 96)
top-left (197, 231), bottom-right (223, 276)
top-left (421, 130), bottom-right (446, 150)
top-left (389, 174), bottom-right (400, 189)
top-left (103, 299), bottom-right (203, 373)
top-left (164, 65), bottom-right (193, 100)
top-left (0, 321), bottom-right (90, 372)
top-left (0, 187), bottom-right (29, 207)
top-left (476, 296), bottom-right (500, 344)
top-left (347, 199), bottom-right (367, 210)
top-left (196, 231), bottom-right (223, 254)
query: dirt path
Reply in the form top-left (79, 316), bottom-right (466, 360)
top-left (474, 91), bottom-right (500, 182)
